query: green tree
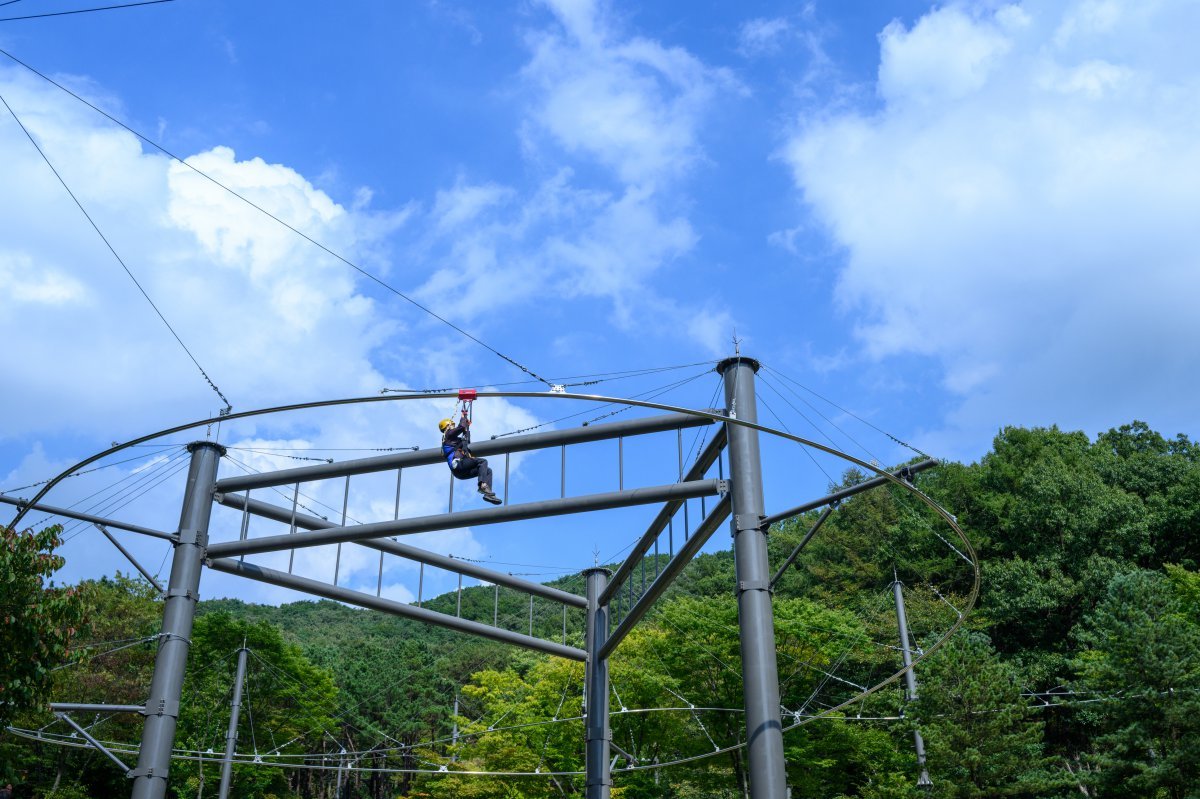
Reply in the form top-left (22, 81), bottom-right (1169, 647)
top-left (0, 525), bottom-right (87, 734)
top-left (912, 632), bottom-right (1059, 798)
top-left (1071, 569), bottom-right (1200, 799)
top-left (170, 611), bottom-right (339, 799)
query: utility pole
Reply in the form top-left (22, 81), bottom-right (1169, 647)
top-left (893, 577), bottom-right (932, 790)
top-left (583, 568), bottom-right (612, 799)
top-left (217, 645), bottom-right (249, 799)
top-left (451, 695), bottom-right (459, 762)
top-left (718, 357), bottom-right (788, 799)
top-left (131, 441), bottom-right (224, 799)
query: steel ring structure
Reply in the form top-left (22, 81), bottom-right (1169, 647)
top-left (4, 357), bottom-right (979, 798)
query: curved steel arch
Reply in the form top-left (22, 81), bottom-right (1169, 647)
top-left (7, 387), bottom-right (979, 790)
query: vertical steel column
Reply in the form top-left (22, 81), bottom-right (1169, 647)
top-left (217, 646), bottom-right (249, 799)
top-left (583, 568), bottom-right (612, 799)
top-left (718, 357), bottom-right (787, 799)
top-left (893, 578), bottom-right (932, 789)
top-left (131, 441), bottom-right (224, 799)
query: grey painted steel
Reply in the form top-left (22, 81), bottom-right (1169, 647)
top-left (93, 524), bottom-right (165, 593)
top-left (599, 426), bottom-right (728, 606)
top-left (0, 494), bottom-right (174, 540)
top-left (209, 493), bottom-right (587, 608)
top-left (760, 459), bottom-right (940, 529)
top-left (50, 703), bottom-right (144, 714)
top-left (206, 557), bottom-right (587, 662)
top-left (8, 391), bottom-right (977, 767)
top-left (213, 412), bottom-right (713, 493)
top-left (598, 494), bottom-right (732, 660)
top-left (768, 506), bottom-right (835, 590)
top-left (10, 390), bottom-right (963, 550)
top-left (718, 357), bottom-right (788, 799)
top-left (893, 580), bottom-right (932, 789)
top-left (207, 479), bottom-right (724, 559)
top-left (131, 441), bottom-right (224, 799)
top-left (55, 713), bottom-right (132, 775)
top-left (217, 647), bottom-right (249, 799)
top-left (584, 568), bottom-right (612, 799)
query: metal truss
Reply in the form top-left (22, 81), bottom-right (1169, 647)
top-left (2, 357), bottom-right (979, 799)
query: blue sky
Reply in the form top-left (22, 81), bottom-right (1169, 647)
top-left (2, 0), bottom-right (1198, 604)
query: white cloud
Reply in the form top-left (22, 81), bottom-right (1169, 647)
top-left (410, 1), bottom-right (736, 341)
top-left (877, 5), bottom-right (1019, 106)
top-left (523, 0), bottom-right (741, 187)
top-left (737, 17), bottom-right (794, 57)
top-left (0, 65), bottom-right (549, 602)
top-left (0, 252), bottom-right (87, 305)
top-left (431, 180), bottom-right (515, 233)
top-left (782, 0), bottom-right (1200, 452)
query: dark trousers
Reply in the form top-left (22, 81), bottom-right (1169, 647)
top-left (451, 457), bottom-right (493, 490)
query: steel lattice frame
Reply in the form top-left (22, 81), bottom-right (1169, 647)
top-left (3, 357), bottom-right (979, 799)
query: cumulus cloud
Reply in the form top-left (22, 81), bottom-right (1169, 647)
top-left (0, 67), bottom-right (416, 438)
top-left (523, 0), bottom-right (739, 186)
top-left (781, 0), bottom-right (1200, 451)
top-left (0, 64), bottom-right (541, 602)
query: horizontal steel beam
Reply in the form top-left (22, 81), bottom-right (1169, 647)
top-left (50, 703), bottom-right (145, 714)
top-left (0, 494), bottom-right (175, 541)
top-left (208, 479), bottom-right (726, 559)
top-left (210, 494), bottom-right (585, 608)
top-left (213, 412), bottom-right (713, 494)
top-left (600, 426), bottom-right (728, 605)
top-left (760, 459), bottom-right (940, 529)
top-left (206, 558), bottom-right (587, 662)
top-left (599, 494), bottom-right (732, 660)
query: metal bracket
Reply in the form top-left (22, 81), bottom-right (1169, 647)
top-left (737, 579), bottom-right (772, 595)
top-left (164, 588), bottom-right (198, 601)
top-left (176, 528), bottom-right (203, 546)
top-left (733, 513), bottom-right (764, 532)
top-left (715, 479), bottom-right (730, 496)
top-left (144, 698), bottom-right (180, 718)
top-left (126, 767), bottom-right (161, 779)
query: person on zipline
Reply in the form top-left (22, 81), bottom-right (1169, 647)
top-left (440, 413), bottom-right (502, 505)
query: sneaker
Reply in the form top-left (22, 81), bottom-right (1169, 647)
top-left (482, 492), bottom-right (503, 506)
top-left (478, 483), bottom-right (491, 494)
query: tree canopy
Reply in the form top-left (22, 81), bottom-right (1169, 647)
top-left (2, 420), bottom-right (1199, 797)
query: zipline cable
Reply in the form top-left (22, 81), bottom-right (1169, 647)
top-left (18, 448), bottom-right (186, 531)
top-left (0, 91), bottom-right (233, 415)
top-left (0, 445), bottom-right (180, 494)
top-left (0, 46), bottom-right (554, 389)
top-left (0, 0), bottom-right (175, 23)
top-left (761, 362), bottom-right (934, 461)
top-left (757, 369), bottom-right (881, 465)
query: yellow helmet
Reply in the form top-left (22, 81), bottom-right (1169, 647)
top-left (438, 418), bottom-right (454, 432)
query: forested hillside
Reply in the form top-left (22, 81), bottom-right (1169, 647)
top-left (3, 421), bottom-right (1198, 798)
